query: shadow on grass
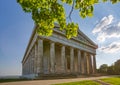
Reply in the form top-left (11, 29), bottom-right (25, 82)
top-left (0, 78), bottom-right (30, 83)
top-left (100, 77), bottom-right (120, 85)
top-left (115, 76), bottom-right (120, 78)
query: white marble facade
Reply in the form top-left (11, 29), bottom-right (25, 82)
top-left (22, 25), bottom-right (98, 78)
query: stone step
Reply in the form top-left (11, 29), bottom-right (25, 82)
top-left (36, 73), bottom-right (78, 80)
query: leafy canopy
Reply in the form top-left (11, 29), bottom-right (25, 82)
top-left (17, 0), bottom-right (119, 39)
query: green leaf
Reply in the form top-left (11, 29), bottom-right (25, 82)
top-left (17, 0), bottom-right (120, 39)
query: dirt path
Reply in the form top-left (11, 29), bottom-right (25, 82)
top-left (0, 75), bottom-right (118, 85)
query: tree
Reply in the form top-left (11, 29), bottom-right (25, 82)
top-left (99, 64), bottom-right (108, 73)
top-left (107, 65), bottom-right (115, 74)
top-left (17, 0), bottom-right (119, 39)
top-left (98, 59), bottom-right (120, 75)
top-left (114, 59), bottom-right (120, 74)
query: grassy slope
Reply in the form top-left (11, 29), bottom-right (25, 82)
top-left (54, 80), bottom-right (100, 85)
top-left (101, 77), bottom-right (120, 85)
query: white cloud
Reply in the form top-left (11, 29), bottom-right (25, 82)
top-left (92, 15), bottom-right (120, 54)
top-left (92, 15), bottom-right (114, 34)
top-left (117, 22), bottom-right (120, 27)
top-left (96, 32), bottom-right (106, 42)
top-left (92, 15), bottom-right (120, 42)
top-left (96, 22), bottom-right (120, 42)
top-left (99, 41), bottom-right (120, 53)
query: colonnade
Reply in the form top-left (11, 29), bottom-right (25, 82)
top-left (22, 38), bottom-right (96, 75)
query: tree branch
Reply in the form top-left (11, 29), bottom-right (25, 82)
top-left (67, 0), bottom-right (75, 22)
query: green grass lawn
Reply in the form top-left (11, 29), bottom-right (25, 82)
top-left (0, 79), bottom-right (29, 83)
top-left (101, 77), bottom-right (120, 85)
top-left (54, 80), bottom-right (100, 85)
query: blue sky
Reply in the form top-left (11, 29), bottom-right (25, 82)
top-left (0, 1), bottom-right (120, 76)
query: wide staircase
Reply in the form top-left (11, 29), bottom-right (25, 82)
top-left (36, 73), bottom-right (78, 80)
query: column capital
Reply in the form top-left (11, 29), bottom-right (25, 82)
top-left (38, 35), bottom-right (44, 40)
top-left (59, 43), bottom-right (66, 47)
top-left (49, 40), bottom-right (56, 43)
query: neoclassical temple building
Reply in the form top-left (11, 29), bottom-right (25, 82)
top-left (22, 24), bottom-right (98, 78)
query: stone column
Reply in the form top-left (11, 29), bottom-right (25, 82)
top-left (23, 65), bottom-right (24, 75)
top-left (70, 47), bottom-right (74, 73)
top-left (31, 51), bottom-right (33, 74)
top-left (22, 64), bottom-right (24, 75)
top-left (27, 60), bottom-right (28, 75)
top-left (28, 57), bottom-right (29, 74)
top-left (31, 49), bottom-right (34, 74)
top-left (77, 50), bottom-right (81, 73)
top-left (31, 50), bottom-right (33, 74)
top-left (29, 57), bottom-right (30, 74)
top-left (26, 62), bottom-right (27, 75)
top-left (29, 54), bottom-right (31, 74)
top-left (34, 43), bottom-right (37, 74)
top-left (50, 42), bottom-right (55, 73)
top-left (80, 53), bottom-right (84, 74)
top-left (83, 52), bottom-right (87, 74)
top-left (61, 45), bottom-right (65, 73)
top-left (29, 55), bottom-right (31, 74)
top-left (93, 55), bottom-right (96, 74)
top-left (23, 64), bottom-right (24, 75)
top-left (86, 53), bottom-right (90, 74)
top-left (89, 54), bottom-right (93, 74)
top-left (37, 39), bottom-right (43, 74)
top-left (25, 61), bottom-right (28, 75)
top-left (27, 55), bottom-right (30, 74)
top-left (25, 59), bottom-right (28, 74)
top-left (24, 62), bottom-right (26, 75)
top-left (33, 49), bottom-right (35, 74)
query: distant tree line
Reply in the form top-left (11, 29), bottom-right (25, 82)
top-left (97, 59), bottom-right (120, 75)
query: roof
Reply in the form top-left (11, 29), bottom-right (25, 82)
top-left (22, 24), bottom-right (98, 63)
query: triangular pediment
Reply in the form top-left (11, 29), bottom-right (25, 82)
top-left (54, 24), bottom-right (97, 48)
top-left (76, 29), bottom-right (97, 48)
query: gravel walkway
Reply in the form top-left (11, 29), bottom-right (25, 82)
top-left (0, 75), bottom-right (118, 85)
